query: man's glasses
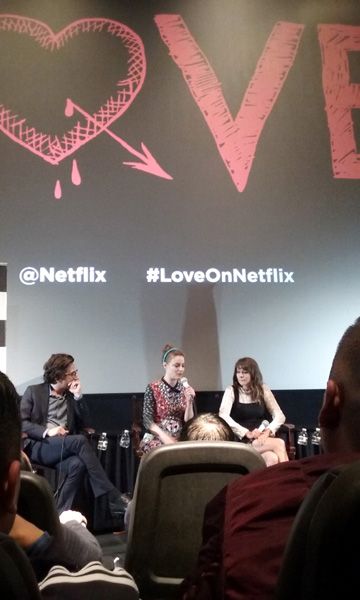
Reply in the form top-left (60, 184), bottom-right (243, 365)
top-left (65, 369), bottom-right (78, 378)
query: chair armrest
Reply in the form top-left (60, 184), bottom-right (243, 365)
top-left (20, 451), bottom-right (33, 472)
top-left (280, 423), bottom-right (295, 432)
top-left (278, 423), bottom-right (296, 460)
top-left (81, 427), bottom-right (96, 435)
top-left (131, 425), bottom-right (143, 459)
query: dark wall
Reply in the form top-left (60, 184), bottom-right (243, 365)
top-left (84, 388), bottom-right (323, 433)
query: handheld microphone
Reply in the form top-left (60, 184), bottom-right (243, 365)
top-left (258, 419), bottom-right (270, 432)
top-left (180, 377), bottom-right (195, 398)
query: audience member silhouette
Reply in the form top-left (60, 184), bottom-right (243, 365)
top-left (182, 317), bottom-right (360, 599)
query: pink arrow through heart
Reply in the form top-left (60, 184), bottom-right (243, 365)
top-left (0, 15), bottom-right (147, 164)
top-left (0, 13), bottom-right (173, 189)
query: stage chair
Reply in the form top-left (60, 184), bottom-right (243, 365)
top-left (20, 450), bottom-right (34, 472)
top-left (275, 459), bottom-right (360, 599)
top-left (18, 471), bottom-right (62, 537)
top-left (278, 422), bottom-right (296, 460)
top-left (21, 432), bottom-right (59, 489)
top-left (131, 394), bottom-right (144, 459)
top-left (125, 440), bottom-right (266, 599)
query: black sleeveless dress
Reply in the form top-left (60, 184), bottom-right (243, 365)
top-left (230, 394), bottom-right (270, 433)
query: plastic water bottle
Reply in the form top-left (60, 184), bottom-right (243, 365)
top-left (119, 429), bottom-right (131, 449)
top-left (311, 427), bottom-right (322, 455)
top-left (97, 432), bottom-right (108, 451)
top-left (297, 427), bottom-right (309, 458)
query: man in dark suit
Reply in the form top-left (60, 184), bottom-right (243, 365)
top-left (21, 353), bottom-right (127, 522)
top-left (0, 370), bottom-right (139, 598)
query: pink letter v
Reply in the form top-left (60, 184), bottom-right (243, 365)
top-left (155, 15), bottom-right (304, 192)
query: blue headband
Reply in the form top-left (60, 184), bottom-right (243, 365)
top-left (162, 347), bottom-right (178, 363)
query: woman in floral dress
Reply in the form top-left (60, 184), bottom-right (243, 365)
top-left (140, 344), bottom-right (195, 454)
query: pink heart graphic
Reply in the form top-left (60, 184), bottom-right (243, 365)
top-left (0, 15), bottom-right (146, 164)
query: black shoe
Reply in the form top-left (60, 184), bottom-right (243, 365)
top-left (110, 513), bottom-right (125, 532)
top-left (108, 488), bottom-right (129, 516)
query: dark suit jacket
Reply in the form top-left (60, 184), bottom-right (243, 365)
top-left (21, 383), bottom-right (89, 445)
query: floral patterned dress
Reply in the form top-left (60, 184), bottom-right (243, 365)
top-left (140, 378), bottom-right (187, 454)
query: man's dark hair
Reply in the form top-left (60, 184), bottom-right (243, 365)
top-left (180, 413), bottom-right (236, 442)
top-left (43, 354), bottom-right (74, 384)
top-left (0, 372), bottom-right (21, 479)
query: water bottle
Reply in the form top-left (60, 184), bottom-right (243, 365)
top-left (97, 432), bottom-right (108, 451)
top-left (311, 427), bottom-right (322, 455)
top-left (119, 429), bottom-right (131, 449)
top-left (297, 427), bottom-right (309, 458)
